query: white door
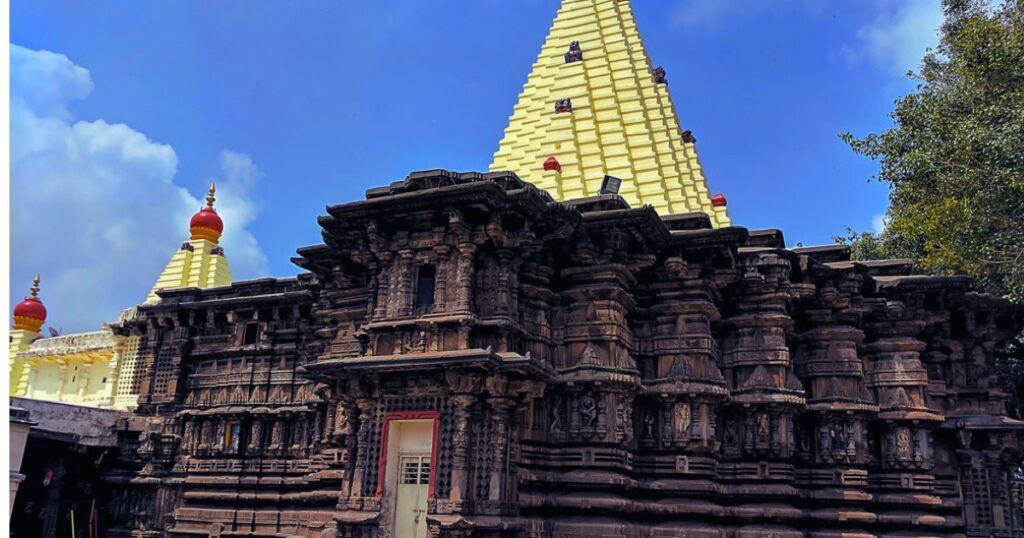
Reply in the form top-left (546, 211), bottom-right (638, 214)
top-left (393, 453), bottom-right (430, 538)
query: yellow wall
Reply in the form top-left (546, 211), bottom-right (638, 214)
top-left (15, 330), bottom-right (140, 409)
top-left (9, 329), bottom-right (38, 395)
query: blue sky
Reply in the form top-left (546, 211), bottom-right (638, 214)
top-left (11, 0), bottom-right (943, 332)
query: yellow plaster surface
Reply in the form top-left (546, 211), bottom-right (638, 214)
top-left (9, 329), bottom-right (39, 395)
top-left (13, 330), bottom-right (142, 409)
top-left (491, 0), bottom-right (730, 226)
top-left (147, 238), bottom-right (232, 303)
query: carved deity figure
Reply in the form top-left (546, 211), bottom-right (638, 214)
top-left (249, 421), bottom-right (263, 451)
top-left (756, 413), bottom-right (771, 444)
top-left (829, 422), bottom-right (846, 452)
top-left (335, 403), bottom-right (350, 435)
top-left (643, 410), bottom-right (655, 440)
top-left (578, 392), bottom-right (598, 428)
top-left (724, 419), bottom-right (738, 448)
top-left (896, 427), bottom-right (912, 458)
top-left (580, 344), bottom-right (598, 366)
top-left (549, 397), bottom-right (563, 433)
top-left (271, 421), bottom-right (284, 448)
top-left (674, 403), bottom-right (691, 439)
top-left (410, 330), bottom-right (427, 352)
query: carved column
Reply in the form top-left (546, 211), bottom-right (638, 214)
top-left (496, 249), bottom-right (512, 315)
top-left (349, 398), bottom-right (377, 499)
top-left (455, 244), bottom-right (476, 312)
top-left (433, 245), bottom-right (451, 312)
top-left (487, 397), bottom-right (514, 503)
top-left (448, 394), bottom-right (476, 507)
top-left (374, 257), bottom-right (392, 319)
top-left (398, 249), bottom-right (415, 317)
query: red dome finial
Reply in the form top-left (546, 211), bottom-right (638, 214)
top-left (13, 274), bottom-right (47, 332)
top-left (711, 193), bottom-right (727, 207)
top-left (190, 182), bottom-right (224, 242)
top-left (543, 156), bottom-right (562, 172)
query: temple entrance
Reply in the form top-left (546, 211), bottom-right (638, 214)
top-left (384, 419), bottom-right (434, 538)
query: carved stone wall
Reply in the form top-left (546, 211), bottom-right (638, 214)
top-left (103, 171), bottom-right (1024, 538)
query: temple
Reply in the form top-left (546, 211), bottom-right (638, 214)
top-left (8, 184), bottom-right (234, 410)
top-left (9, 1), bottom-right (1024, 537)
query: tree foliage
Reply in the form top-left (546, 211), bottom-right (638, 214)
top-left (838, 0), bottom-right (1024, 303)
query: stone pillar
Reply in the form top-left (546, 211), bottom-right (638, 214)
top-left (349, 399), bottom-right (376, 499)
top-left (398, 249), bottom-right (415, 317)
top-left (487, 398), bottom-right (514, 502)
top-left (455, 244), bottom-right (476, 312)
top-left (339, 399), bottom-right (359, 503)
top-left (433, 245), bottom-right (451, 312)
top-left (374, 258), bottom-right (392, 319)
top-left (496, 250), bottom-right (512, 315)
top-left (448, 394), bottom-right (476, 507)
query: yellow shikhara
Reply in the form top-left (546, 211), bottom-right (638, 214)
top-left (146, 183), bottom-right (233, 303)
top-left (491, 0), bottom-right (730, 227)
top-left (146, 238), bottom-right (233, 303)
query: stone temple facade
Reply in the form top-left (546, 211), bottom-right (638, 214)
top-left (100, 170), bottom-right (1024, 538)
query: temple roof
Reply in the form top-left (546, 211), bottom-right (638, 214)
top-left (491, 0), bottom-right (730, 227)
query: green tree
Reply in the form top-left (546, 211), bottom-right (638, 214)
top-left (838, 0), bottom-right (1024, 303)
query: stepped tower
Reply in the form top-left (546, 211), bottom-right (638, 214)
top-left (146, 183), bottom-right (233, 302)
top-left (491, 0), bottom-right (731, 226)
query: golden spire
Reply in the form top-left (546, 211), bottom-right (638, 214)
top-left (205, 182), bottom-right (217, 210)
top-left (29, 273), bottom-right (40, 299)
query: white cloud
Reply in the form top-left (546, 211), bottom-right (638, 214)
top-left (10, 44), bottom-right (269, 333)
top-left (871, 213), bottom-right (888, 234)
top-left (843, 0), bottom-right (943, 77)
top-left (211, 150), bottom-right (270, 278)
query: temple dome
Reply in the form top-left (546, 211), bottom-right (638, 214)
top-left (13, 274), bottom-right (46, 332)
top-left (189, 183), bottom-right (223, 242)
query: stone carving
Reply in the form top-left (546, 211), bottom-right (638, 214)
top-left (756, 413), bottom-right (771, 444)
top-left (579, 343), bottom-right (599, 366)
top-left (895, 427), bottom-right (912, 459)
top-left (578, 392), bottom-right (598, 428)
top-left (674, 403), bottom-right (691, 439)
top-left (93, 169), bottom-right (1022, 538)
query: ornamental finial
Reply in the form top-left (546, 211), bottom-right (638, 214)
top-left (30, 274), bottom-right (40, 299)
top-left (206, 182), bottom-right (216, 210)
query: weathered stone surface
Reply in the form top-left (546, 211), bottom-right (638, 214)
top-left (98, 171), bottom-right (1024, 538)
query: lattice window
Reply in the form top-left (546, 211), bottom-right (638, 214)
top-left (153, 331), bottom-right (177, 395)
top-left (130, 334), bottom-right (149, 395)
top-left (972, 466), bottom-right (993, 526)
top-left (116, 336), bottom-right (142, 400)
top-left (473, 411), bottom-right (495, 500)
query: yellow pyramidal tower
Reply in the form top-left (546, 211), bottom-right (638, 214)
top-left (491, 0), bottom-right (730, 226)
top-left (146, 183), bottom-right (233, 302)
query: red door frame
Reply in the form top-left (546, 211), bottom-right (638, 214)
top-left (375, 411), bottom-right (441, 498)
